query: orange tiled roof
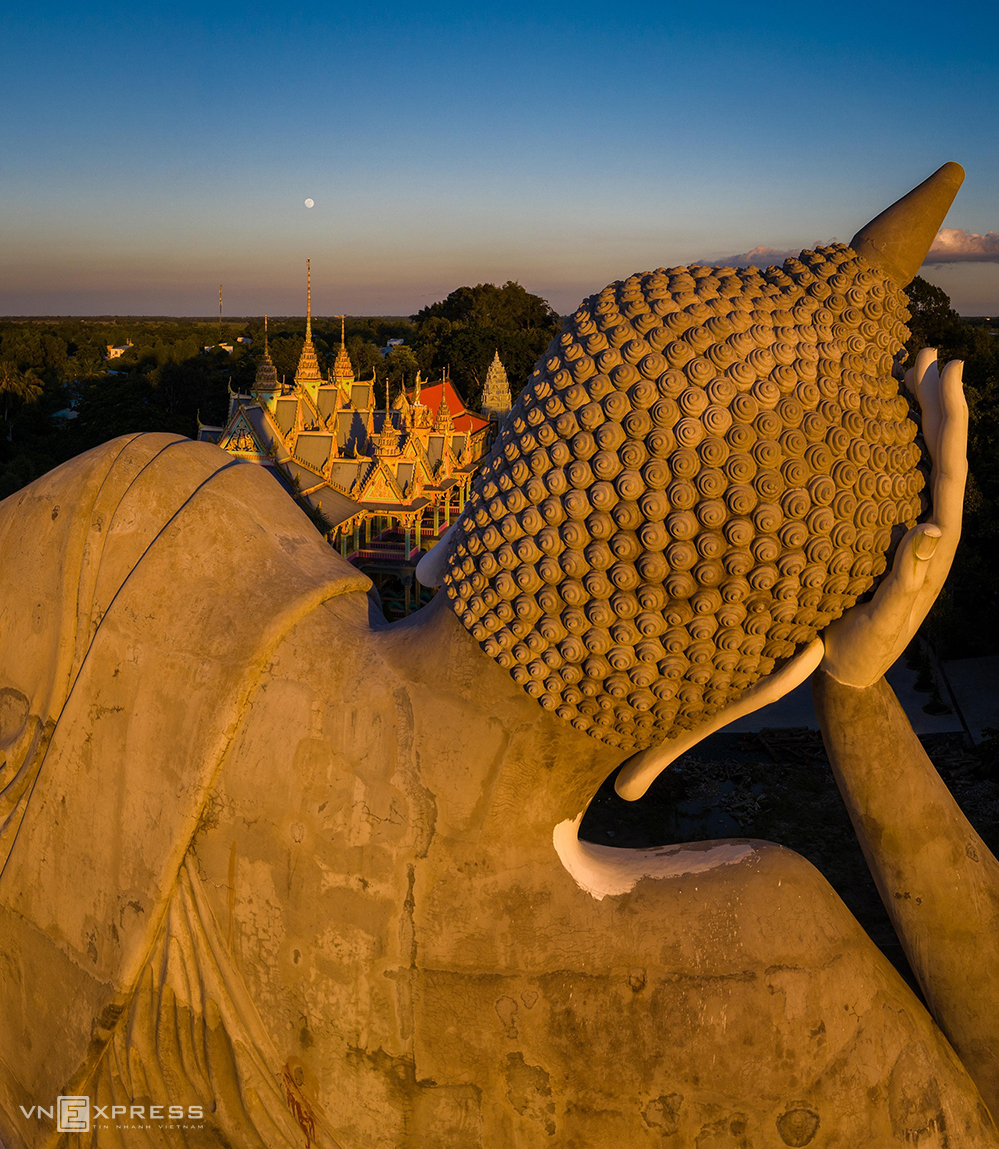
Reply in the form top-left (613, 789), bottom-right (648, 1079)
top-left (413, 380), bottom-right (489, 435)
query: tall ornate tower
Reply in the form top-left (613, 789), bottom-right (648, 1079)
top-left (376, 377), bottom-right (401, 458)
top-left (479, 350), bottom-right (512, 424)
top-left (252, 316), bottom-right (280, 403)
top-left (434, 387), bottom-right (453, 434)
top-left (330, 314), bottom-right (355, 392)
top-left (294, 259), bottom-right (324, 402)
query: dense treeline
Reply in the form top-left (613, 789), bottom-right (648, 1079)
top-left (410, 281), bottom-right (561, 407)
top-left (2, 278), bottom-right (999, 654)
top-left (900, 279), bottom-right (999, 657)
top-left (0, 283), bottom-right (556, 501)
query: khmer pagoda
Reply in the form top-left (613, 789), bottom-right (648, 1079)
top-left (198, 261), bottom-right (496, 613)
top-left (479, 348), bottom-right (513, 423)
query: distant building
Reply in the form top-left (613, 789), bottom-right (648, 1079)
top-left (199, 264), bottom-right (492, 612)
top-left (237, 336), bottom-right (253, 345)
top-left (105, 340), bottom-right (133, 360)
top-left (479, 349), bottom-right (512, 424)
top-left (380, 337), bottom-right (406, 358)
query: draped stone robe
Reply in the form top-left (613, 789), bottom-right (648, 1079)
top-left (2, 434), bottom-right (996, 1148)
top-left (0, 434), bottom-right (363, 1147)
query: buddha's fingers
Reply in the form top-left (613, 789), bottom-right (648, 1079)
top-left (915, 350), bottom-right (942, 459)
top-left (822, 525), bottom-right (939, 688)
top-left (930, 360), bottom-right (968, 544)
top-left (872, 524), bottom-right (941, 635)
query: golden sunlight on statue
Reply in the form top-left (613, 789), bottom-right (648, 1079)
top-left (3, 162), bottom-right (999, 1148)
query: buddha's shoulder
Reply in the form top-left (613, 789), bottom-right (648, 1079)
top-left (2, 432), bottom-right (366, 585)
top-left (0, 435), bottom-right (370, 686)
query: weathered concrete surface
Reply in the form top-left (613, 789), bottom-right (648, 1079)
top-left (0, 436), bottom-right (996, 1147)
top-left (814, 668), bottom-right (999, 1116)
top-left (1, 165), bottom-right (992, 1148)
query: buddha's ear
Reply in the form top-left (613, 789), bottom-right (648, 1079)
top-left (415, 523), bottom-right (457, 588)
top-left (614, 639), bottom-right (824, 801)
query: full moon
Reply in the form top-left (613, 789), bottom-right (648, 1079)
top-left (304, 198), bottom-right (314, 208)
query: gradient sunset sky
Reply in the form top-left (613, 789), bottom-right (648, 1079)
top-left (2, 2), bottom-right (998, 317)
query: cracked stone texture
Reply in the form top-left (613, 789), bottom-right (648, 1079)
top-left (0, 434), bottom-right (996, 1147)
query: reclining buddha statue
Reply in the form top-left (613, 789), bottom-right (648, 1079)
top-left (2, 161), bottom-right (998, 1147)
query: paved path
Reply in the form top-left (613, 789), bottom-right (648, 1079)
top-left (940, 656), bottom-right (999, 742)
top-left (723, 658), bottom-right (964, 735)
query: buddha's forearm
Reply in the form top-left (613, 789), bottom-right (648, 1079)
top-left (812, 668), bottom-right (999, 1113)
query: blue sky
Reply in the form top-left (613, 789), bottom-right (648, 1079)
top-left (1, 1), bottom-right (997, 315)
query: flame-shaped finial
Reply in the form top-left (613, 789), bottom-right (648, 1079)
top-left (850, 162), bottom-right (965, 286)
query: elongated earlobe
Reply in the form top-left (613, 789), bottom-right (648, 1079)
top-left (614, 640), bottom-right (825, 801)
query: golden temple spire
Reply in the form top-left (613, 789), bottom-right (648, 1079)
top-left (294, 260), bottom-right (324, 398)
top-left (481, 348), bottom-right (512, 423)
top-left (434, 386), bottom-right (453, 433)
top-left (330, 313), bottom-right (355, 389)
top-left (306, 259), bottom-right (312, 340)
top-left (254, 314), bottom-right (279, 392)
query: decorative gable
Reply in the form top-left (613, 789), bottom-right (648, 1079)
top-left (219, 409), bottom-right (269, 458)
top-left (358, 460), bottom-right (406, 504)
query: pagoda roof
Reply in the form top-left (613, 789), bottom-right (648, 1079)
top-left (218, 407), bottom-right (271, 459)
top-left (274, 396), bottom-right (299, 435)
top-left (412, 379), bottom-right (490, 435)
top-left (316, 384), bottom-right (341, 421)
top-left (294, 333), bottom-right (324, 385)
top-left (330, 342), bottom-right (355, 385)
top-left (350, 381), bottom-right (376, 410)
top-left (295, 431), bottom-right (335, 472)
top-left (327, 459), bottom-right (367, 493)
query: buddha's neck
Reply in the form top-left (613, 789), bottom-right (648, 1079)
top-left (372, 592), bottom-right (624, 838)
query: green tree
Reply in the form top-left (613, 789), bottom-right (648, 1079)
top-left (0, 362), bottom-right (43, 441)
top-left (905, 275), bottom-right (963, 364)
top-left (346, 336), bottom-right (383, 381)
top-left (381, 345), bottom-right (421, 394)
top-left (411, 282), bottom-right (559, 406)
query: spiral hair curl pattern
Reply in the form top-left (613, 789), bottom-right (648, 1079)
top-left (445, 246), bottom-right (925, 753)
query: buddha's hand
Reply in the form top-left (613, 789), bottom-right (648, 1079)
top-left (820, 350), bottom-right (967, 689)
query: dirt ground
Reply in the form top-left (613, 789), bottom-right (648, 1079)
top-left (579, 727), bottom-right (999, 995)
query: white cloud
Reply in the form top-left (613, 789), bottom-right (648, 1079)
top-left (925, 228), bottom-right (999, 264)
top-left (708, 228), bottom-right (999, 270)
top-left (705, 244), bottom-right (827, 268)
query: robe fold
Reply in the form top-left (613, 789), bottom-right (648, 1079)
top-left (0, 435), bottom-right (367, 1147)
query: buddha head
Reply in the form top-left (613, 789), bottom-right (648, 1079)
top-left (440, 163), bottom-right (964, 759)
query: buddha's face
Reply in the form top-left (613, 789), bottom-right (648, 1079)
top-left (444, 245), bottom-right (923, 754)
